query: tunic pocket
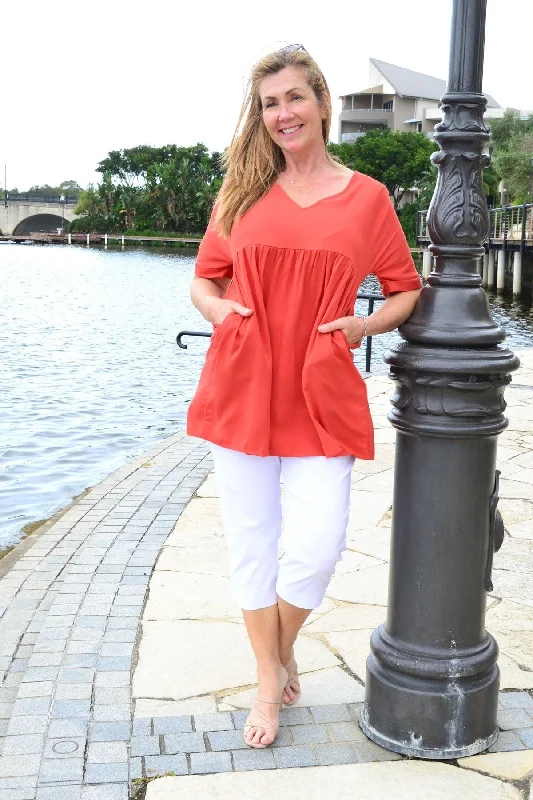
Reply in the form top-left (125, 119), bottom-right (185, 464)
top-left (212, 311), bottom-right (236, 336)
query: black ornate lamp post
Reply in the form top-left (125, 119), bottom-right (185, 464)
top-left (360, 0), bottom-right (520, 759)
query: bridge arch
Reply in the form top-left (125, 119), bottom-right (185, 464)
top-left (13, 214), bottom-right (71, 235)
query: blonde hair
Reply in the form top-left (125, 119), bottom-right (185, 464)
top-left (215, 49), bottom-right (333, 237)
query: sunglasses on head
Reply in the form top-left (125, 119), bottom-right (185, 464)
top-left (278, 44), bottom-right (308, 54)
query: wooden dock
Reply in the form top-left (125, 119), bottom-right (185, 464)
top-left (0, 233), bottom-right (202, 246)
top-left (1, 233), bottom-right (424, 257)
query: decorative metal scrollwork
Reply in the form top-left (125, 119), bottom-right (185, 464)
top-left (427, 153), bottom-right (491, 245)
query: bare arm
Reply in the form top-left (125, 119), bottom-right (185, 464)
top-left (318, 289), bottom-right (421, 347)
top-left (190, 277), bottom-right (253, 326)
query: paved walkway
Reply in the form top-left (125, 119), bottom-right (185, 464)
top-left (0, 351), bottom-right (532, 800)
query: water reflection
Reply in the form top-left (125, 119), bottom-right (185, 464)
top-left (1, 243), bottom-right (210, 547)
top-left (1, 244), bottom-right (532, 548)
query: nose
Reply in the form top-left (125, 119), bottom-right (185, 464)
top-left (278, 103), bottom-right (294, 122)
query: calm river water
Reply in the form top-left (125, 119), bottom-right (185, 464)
top-left (1, 243), bottom-right (533, 549)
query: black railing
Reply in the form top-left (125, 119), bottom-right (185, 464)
top-left (2, 193), bottom-right (79, 205)
top-left (417, 203), bottom-right (533, 248)
top-left (177, 293), bottom-right (385, 373)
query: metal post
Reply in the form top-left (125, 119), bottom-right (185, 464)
top-left (360, 0), bottom-right (519, 759)
top-left (487, 249), bottom-right (495, 288)
top-left (482, 252), bottom-right (489, 285)
top-left (87, 233), bottom-right (90, 247)
top-left (365, 297), bottom-right (375, 373)
top-left (68, 232), bottom-right (72, 245)
top-left (512, 251), bottom-right (522, 296)
top-left (497, 248), bottom-right (505, 291)
top-left (422, 248), bottom-right (432, 278)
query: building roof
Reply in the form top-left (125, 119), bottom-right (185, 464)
top-left (366, 58), bottom-right (500, 108)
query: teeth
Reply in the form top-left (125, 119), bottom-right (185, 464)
top-left (281, 125), bottom-right (301, 134)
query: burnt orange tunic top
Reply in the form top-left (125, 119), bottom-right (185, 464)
top-left (187, 172), bottom-right (421, 459)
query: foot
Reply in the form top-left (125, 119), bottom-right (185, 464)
top-left (282, 651), bottom-right (301, 706)
top-left (243, 665), bottom-right (288, 748)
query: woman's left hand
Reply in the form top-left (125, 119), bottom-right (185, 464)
top-left (317, 316), bottom-right (365, 348)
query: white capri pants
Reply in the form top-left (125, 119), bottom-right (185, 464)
top-left (210, 444), bottom-right (355, 611)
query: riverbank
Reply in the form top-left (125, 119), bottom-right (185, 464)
top-left (0, 351), bottom-right (531, 799)
top-left (0, 487), bottom-right (93, 576)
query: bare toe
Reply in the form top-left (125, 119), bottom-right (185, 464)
top-left (283, 685), bottom-right (294, 704)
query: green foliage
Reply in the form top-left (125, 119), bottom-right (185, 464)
top-left (490, 111), bottom-right (533, 204)
top-left (73, 144), bottom-right (223, 233)
top-left (24, 181), bottom-right (82, 197)
top-left (397, 202), bottom-right (418, 247)
top-left (397, 169), bottom-right (438, 247)
top-left (329, 129), bottom-right (437, 210)
top-left (482, 164), bottom-right (501, 205)
top-left (1, 181), bottom-right (81, 199)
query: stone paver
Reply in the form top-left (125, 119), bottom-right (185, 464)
top-left (458, 748), bottom-right (533, 780)
top-left (1, 351), bottom-right (533, 798)
top-left (144, 762), bottom-right (523, 799)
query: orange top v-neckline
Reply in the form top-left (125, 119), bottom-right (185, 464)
top-left (274, 171), bottom-right (356, 210)
top-left (187, 171), bottom-right (422, 458)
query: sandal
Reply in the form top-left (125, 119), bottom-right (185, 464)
top-left (243, 666), bottom-right (288, 749)
top-left (282, 655), bottom-right (301, 706)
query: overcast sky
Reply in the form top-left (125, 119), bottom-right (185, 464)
top-left (3, 0), bottom-right (531, 191)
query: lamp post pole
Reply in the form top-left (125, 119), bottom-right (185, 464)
top-left (360, 0), bottom-right (520, 759)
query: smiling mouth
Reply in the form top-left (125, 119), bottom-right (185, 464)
top-left (280, 124), bottom-right (303, 135)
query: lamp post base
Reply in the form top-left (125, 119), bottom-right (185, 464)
top-left (360, 649), bottom-right (499, 759)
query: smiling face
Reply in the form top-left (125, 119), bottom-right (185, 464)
top-left (259, 66), bottom-right (327, 156)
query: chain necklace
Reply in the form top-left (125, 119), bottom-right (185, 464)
top-left (285, 164), bottom-right (329, 189)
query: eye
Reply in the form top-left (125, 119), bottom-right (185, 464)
top-left (291, 95), bottom-right (302, 101)
top-left (264, 100), bottom-right (276, 109)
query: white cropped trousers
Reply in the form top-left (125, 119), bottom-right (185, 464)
top-left (210, 444), bottom-right (355, 611)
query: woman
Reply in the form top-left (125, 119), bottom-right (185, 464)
top-left (187, 45), bottom-right (422, 749)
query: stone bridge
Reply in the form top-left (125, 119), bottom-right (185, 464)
top-left (0, 197), bottom-right (78, 236)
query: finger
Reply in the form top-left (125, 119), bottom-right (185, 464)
top-left (317, 317), bottom-right (349, 333)
top-left (230, 302), bottom-right (253, 316)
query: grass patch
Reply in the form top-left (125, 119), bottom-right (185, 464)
top-left (131, 772), bottom-right (177, 800)
top-left (22, 518), bottom-right (49, 536)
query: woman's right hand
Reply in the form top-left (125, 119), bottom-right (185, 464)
top-left (205, 297), bottom-right (254, 327)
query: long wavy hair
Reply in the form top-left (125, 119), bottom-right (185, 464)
top-left (215, 49), bottom-right (333, 237)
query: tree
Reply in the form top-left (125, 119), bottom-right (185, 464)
top-left (22, 181), bottom-right (82, 198)
top-left (71, 186), bottom-right (109, 232)
top-left (490, 110), bottom-right (533, 204)
top-left (329, 129), bottom-right (437, 210)
top-left (75, 143), bottom-right (223, 234)
top-left (59, 180), bottom-right (82, 194)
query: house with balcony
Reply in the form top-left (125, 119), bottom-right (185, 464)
top-left (338, 58), bottom-right (502, 143)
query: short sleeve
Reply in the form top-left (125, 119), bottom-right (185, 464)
top-left (368, 186), bottom-right (422, 297)
top-left (195, 204), bottom-right (233, 280)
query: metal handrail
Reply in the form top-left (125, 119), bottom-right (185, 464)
top-left (2, 193), bottom-right (79, 204)
top-left (417, 203), bottom-right (533, 246)
top-left (341, 108), bottom-right (394, 113)
top-left (177, 293), bottom-right (386, 373)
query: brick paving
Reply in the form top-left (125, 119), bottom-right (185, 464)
top-left (0, 432), bottom-right (211, 799)
top-left (127, 696), bottom-right (533, 783)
